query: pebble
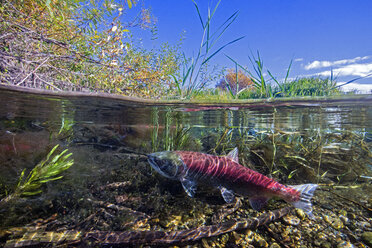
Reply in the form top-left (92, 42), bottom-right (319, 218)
top-left (338, 210), bottom-right (347, 216)
top-left (337, 241), bottom-right (355, 248)
top-left (358, 221), bottom-right (371, 229)
top-left (269, 243), bottom-right (281, 248)
top-left (339, 215), bottom-right (349, 225)
top-left (324, 215), bottom-right (344, 230)
top-left (283, 215), bottom-right (300, 226)
top-left (317, 232), bottom-right (328, 241)
top-left (295, 208), bottom-right (306, 220)
top-left (253, 233), bottom-right (268, 248)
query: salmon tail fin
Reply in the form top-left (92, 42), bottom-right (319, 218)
top-left (289, 184), bottom-right (318, 218)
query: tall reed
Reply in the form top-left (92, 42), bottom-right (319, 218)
top-left (173, 0), bottom-right (243, 98)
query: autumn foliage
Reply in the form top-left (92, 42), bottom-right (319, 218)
top-left (0, 0), bottom-right (180, 98)
top-left (216, 69), bottom-right (254, 94)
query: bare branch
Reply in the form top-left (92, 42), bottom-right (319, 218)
top-left (16, 58), bottom-right (50, 86)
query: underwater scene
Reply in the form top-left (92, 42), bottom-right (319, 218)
top-left (0, 88), bottom-right (371, 248)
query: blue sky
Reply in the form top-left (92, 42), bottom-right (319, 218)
top-left (136, 0), bottom-right (372, 92)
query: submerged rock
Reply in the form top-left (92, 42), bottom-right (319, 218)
top-left (337, 241), bottom-right (355, 248)
top-left (323, 215), bottom-right (344, 230)
top-left (283, 215), bottom-right (300, 226)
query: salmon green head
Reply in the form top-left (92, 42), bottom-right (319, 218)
top-left (147, 151), bottom-right (184, 179)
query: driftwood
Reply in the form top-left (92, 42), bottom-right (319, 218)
top-left (4, 206), bottom-right (293, 247)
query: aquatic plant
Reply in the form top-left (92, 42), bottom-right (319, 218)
top-left (172, 0), bottom-right (244, 98)
top-left (274, 77), bottom-right (340, 97)
top-left (202, 113), bottom-right (371, 184)
top-left (225, 52), bottom-right (372, 99)
top-left (0, 144), bottom-right (73, 203)
top-left (150, 108), bottom-right (200, 152)
top-left (184, 88), bottom-right (233, 101)
top-left (226, 52), bottom-right (292, 98)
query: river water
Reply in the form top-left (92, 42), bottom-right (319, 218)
top-left (0, 87), bottom-right (371, 247)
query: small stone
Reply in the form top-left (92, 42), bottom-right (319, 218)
top-left (268, 223), bottom-right (276, 231)
top-left (231, 231), bottom-right (242, 244)
top-left (283, 215), bottom-right (300, 226)
top-left (339, 215), bottom-right (349, 225)
top-left (317, 232), bottom-right (328, 241)
top-left (337, 241), bottom-right (355, 248)
top-left (321, 204), bottom-right (333, 210)
top-left (243, 229), bottom-right (254, 238)
top-left (331, 218), bottom-right (344, 230)
top-left (220, 234), bottom-right (229, 245)
top-left (253, 234), bottom-right (268, 248)
top-left (269, 243), bottom-right (281, 248)
top-left (359, 221), bottom-right (371, 229)
top-left (323, 215), bottom-right (343, 230)
top-left (338, 209), bottom-right (347, 216)
top-left (361, 232), bottom-right (372, 247)
top-left (295, 208), bottom-right (306, 220)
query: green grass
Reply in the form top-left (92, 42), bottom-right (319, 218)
top-left (187, 88), bottom-right (234, 101)
top-left (275, 77), bottom-right (340, 97)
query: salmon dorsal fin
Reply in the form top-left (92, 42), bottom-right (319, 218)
top-left (226, 147), bottom-right (239, 163)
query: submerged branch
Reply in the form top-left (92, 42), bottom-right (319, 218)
top-left (4, 206), bottom-right (293, 247)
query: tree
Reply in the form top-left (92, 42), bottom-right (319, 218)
top-left (0, 0), bottom-right (180, 98)
top-left (216, 68), bottom-right (253, 94)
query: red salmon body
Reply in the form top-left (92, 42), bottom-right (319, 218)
top-left (175, 151), bottom-right (300, 202)
top-left (148, 148), bottom-right (317, 217)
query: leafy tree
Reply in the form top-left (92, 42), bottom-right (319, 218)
top-left (216, 68), bottom-right (254, 94)
top-left (0, 0), bottom-right (180, 98)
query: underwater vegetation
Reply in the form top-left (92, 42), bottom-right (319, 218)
top-left (0, 145), bottom-right (74, 204)
top-left (200, 118), bottom-right (371, 185)
top-left (172, 0), bottom-right (243, 99)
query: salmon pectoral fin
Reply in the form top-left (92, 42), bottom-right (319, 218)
top-left (180, 177), bottom-right (197, 197)
top-left (218, 186), bottom-right (235, 203)
top-left (249, 197), bottom-right (269, 211)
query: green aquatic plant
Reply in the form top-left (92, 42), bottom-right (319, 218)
top-left (225, 52), bottom-right (368, 98)
top-left (173, 0), bottom-right (243, 98)
top-left (150, 108), bottom-right (200, 152)
top-left (205, 122), bottom-right (371, 184)
top-left (226, 51), bottom-right (278, 98)
top-left (275, 77), bottom-right (340, 97)
top-left (0, 145), bottom-right (73, 203)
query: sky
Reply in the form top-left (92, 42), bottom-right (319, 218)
top-left (135, 0), bottom-right (372, 93)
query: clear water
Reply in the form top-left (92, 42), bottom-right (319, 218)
top-left (0, 89), bottom-right (371, 247)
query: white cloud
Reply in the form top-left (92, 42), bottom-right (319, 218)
top-left (316, 63), bottom-right (372, 77)
top-left (304, 56), bottom-right (370, 70)
top-left (338, 82), bottom-right (372, 93)
top-left (294, 58), bottom-right (303, 62)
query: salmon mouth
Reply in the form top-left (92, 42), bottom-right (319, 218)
top-left (147, 154), bottom-right (157, 167)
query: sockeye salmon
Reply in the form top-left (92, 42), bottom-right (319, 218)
top-left (148, 148), bottom-right (318, 217)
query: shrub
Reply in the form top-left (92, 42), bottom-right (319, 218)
top-left (216, 69), bottom-right (254, 94)
top-left (0, 0), bottom-right (180, 98)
